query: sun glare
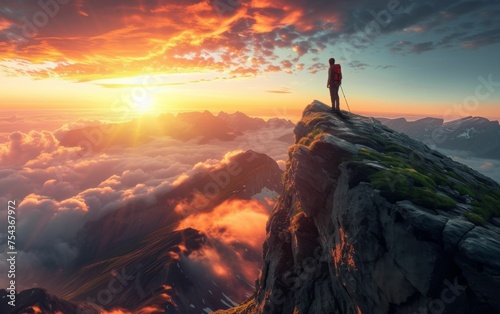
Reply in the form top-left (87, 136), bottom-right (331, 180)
top-left (133, 96), bottom-right (154, 113)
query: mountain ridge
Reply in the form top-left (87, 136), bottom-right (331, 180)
top-left (217, 100), bottom-right (500, 314)
top-left (377, 115), bottom-right (500, 159)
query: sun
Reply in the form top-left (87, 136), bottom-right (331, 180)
top-left (133, 95), bottom-right (154, 113)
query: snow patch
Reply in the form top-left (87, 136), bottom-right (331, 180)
top-left (252, 187), bottom-right (278, 200)
top-left (457, 127), bottom-right (478, 139)
top-left (222, 292), bottom-right (239, 307)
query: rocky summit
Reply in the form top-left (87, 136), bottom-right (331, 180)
top-left (217, 101), bottom-right (500, 314)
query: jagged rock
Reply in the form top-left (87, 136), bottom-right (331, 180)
top-left (0, 288), bottom-right (84, 314)
top-left (217, 101), bottom-right (500, 314)
top-left (442, 219), bottom-right (475, 252)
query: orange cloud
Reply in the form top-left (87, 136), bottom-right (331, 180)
top-left (135, 306), bottom-right (165, 314)
top-left (190, 246), bottom-right (232, 277)
top-left (0, 130), bottom-right (60, 167)
top-left (177, 199), bottom-right (269, 250)
top-left (480, 162), bottom-right (493, 169)
top-left (0, 18), bottom-right (11, 31)
top-left (101, 309), bottom-right (131, 314)
top-left (0, 0), bottom-right (344, 81)
top-left (218, 149), bottom-right (245, 168)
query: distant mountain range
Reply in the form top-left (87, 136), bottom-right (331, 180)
top-left (59, 111), bottom-right (294, 151)
top-left (377, 116), bottom-right (500, 159)
top-left (59, 112), bottom-right (500, 160)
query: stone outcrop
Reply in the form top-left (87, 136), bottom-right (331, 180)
top-left (217, 101), bottom-right (500, 314)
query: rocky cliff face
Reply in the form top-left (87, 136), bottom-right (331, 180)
top-left (217, 101), bottom-right (500, 314)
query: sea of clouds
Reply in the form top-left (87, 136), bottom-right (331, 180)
top-left (0, 111), bottom-right (293, 291)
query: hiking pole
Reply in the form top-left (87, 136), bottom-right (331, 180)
top-left (340, 85), bottom-right (351, 113)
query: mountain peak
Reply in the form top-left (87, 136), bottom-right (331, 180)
top-left (415, 117), bottom-right (443, 123)
top-left (217, 100), bottom-right (500, 314)
top-left (378, 113), bottom-right (500, 159)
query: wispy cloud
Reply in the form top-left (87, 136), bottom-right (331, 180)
top-left (266, 87), bottom-right (292, 94)
top-left (388, 40), bottom-right (435, 55)
top-left (347, 60), bottom-right (394, 71)
top-left (348, 60), bottom-right (369, 70)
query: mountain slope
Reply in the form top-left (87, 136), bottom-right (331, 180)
top-left (217, 101), bottom-right (500, 314)
top-left (0, 288), bottom-right (83, 314)
top-left (64, 150), bottom-right (282, 312)
top-left (72, 149), bottom-right (282, 265)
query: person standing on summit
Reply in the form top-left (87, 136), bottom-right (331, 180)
top-left (327, 58), bottom-right (342, 112)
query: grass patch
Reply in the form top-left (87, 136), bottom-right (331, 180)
top-left (369, 169), bottom-right (456, 211)
top-left (452, 183), bottom-right (474, 197)
top-left (464, 212), bottom-right (486, 225)
top-left (444, 167), bottom-right (464, 182)
top-left (471, 192), bottom-right (500, 220)
top-left (431, 170), bottom-right (452, 186)
top-left (459, 185), bottom-right (500, 224)
top-left (359, 148), bottom-right (407, 168)
top-left (404, 168), bottom-right (436, 189)
top-left (412, 188), bottom-right (457, 210)
top-left (355, 134), bottom-right (498, 223)
top-left (298, 128), bottom-right (323, 146)
top-left (385, 144), bottom-right (412, 155)
top-left (370, 169), bottom-right (410, 202)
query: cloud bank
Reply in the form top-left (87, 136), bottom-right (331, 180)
top-left (0, 115), bottom-right (293, 291)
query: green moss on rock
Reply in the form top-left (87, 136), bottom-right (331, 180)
top-left (464, 212), bottom-right (486, 225)
top-left (298, 128), bottom-right (322, 146)
top-left (369, 168), bottom-right (456, 211)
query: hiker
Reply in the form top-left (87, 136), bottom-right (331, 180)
top-left (327, 58), bottom-right (342, 112)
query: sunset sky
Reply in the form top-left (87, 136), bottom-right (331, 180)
top-left (1, 0), bottom-right (500, 306)
top-left (1, 0), bottom-right (499, 120)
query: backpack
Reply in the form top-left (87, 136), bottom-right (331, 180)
top-left (331, 64), bottom-right (342, 86)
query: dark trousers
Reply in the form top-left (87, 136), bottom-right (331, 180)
top-left (329, 85), bottom-right (340, 111)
